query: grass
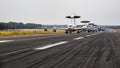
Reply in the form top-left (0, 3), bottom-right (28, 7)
top-left (116, 29), bottom-right (120, 32)
top-left (0, 29), bottom-right (65, 36)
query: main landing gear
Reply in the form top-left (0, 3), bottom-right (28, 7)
top-left (65, 30), bottom-right (72, 34)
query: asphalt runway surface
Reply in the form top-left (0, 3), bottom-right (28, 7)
top-left (0, 32), bottom-right (120, 68)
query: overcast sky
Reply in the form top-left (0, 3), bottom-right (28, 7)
top-left (0, 0), bottom-right (120, 25)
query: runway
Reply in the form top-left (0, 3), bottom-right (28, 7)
top-left (0, 32), bottom-right (120, 68)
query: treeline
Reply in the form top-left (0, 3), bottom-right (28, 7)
top-left (107, 26), bottom-right (120, 29)
top-left (0, 22), bottom-right (42, 30)
top-left (102, 25), bottom-right (120, 29)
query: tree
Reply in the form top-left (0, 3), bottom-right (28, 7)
top-left (0, 23), bottom-right (6, 30)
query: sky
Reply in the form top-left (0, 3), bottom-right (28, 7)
top-left (0, 0), bottom-right (120, 25)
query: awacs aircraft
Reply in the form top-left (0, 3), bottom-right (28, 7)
top-left (57, 15), bottom-right (82, 34)
top-left (59, 24), bottom-right (82, 34)
top-left (81, 23), bottom-right (105, 32)
top-left (81, 22), bottom-right (99, 32)
top-left (87, 23), bottom-right (98, 32)
top-left (80, 21), bottom-right (90, 32)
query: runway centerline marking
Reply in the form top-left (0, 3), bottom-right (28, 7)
top-left (91, 34), bottom-right (95, 35)
top-left (35, 41), bottom-right (69, 50)
top-left (86, 35), bottom-right (91, 37)
top-left (91, 32), bottom-right (101, 36)
top-left (0, 48), bottom-right (31, 56)
top-left (0, 40), bottom-right (14, 43)
top-left (73, 37), bottom-right (84, 40)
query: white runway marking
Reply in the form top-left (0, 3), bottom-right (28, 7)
top-left (91, 33), bottom-right (101, 36)
top-left (91, 34), bottom-right (95, 35)
top-left (0, 40), bottom-right (14, 43)
top-left (73, 37), bottom-right (84, 40)
top-left (86, 35), bottom-right (91, 37)
top-left (35, 41), bottom-right (68, 50)
top-left (0, 48), bottom-right (30, 56)
top-left (91, 33), bottom-right (98, 36)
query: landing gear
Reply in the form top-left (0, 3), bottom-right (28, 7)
top-left (65, 30), bottom-right (72, 34)
top-left (88, 30), bottom-right (90, 33)
top-left (65, 30), bottom-right (68, 34)
top-left (69, 30), bottom-right (72, 34)
top-left (77, 30), bottom-right (80, 33)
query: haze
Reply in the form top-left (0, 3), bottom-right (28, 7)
top-left (0, 0), bottom-right (120, 25)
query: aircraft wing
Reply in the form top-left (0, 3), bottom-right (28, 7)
top-left (56, 27), bottom-right (68, 30)
top-left (74, 27), bottom-right (82, 30)
top-left (56, 27), bottom-right (82, 30)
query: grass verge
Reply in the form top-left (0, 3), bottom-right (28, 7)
top-left (0, 29), bottom-right (65, 36)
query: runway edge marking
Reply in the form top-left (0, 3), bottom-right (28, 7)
top-left (35, 41), bottom-right (69, 50)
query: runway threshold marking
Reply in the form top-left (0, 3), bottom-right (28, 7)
top-left (0, 40), bottom-right (14, 43)
top-left (73, 37), bottom-right (84, 40)
top-left (35, 41), bottom-right (69, 50)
